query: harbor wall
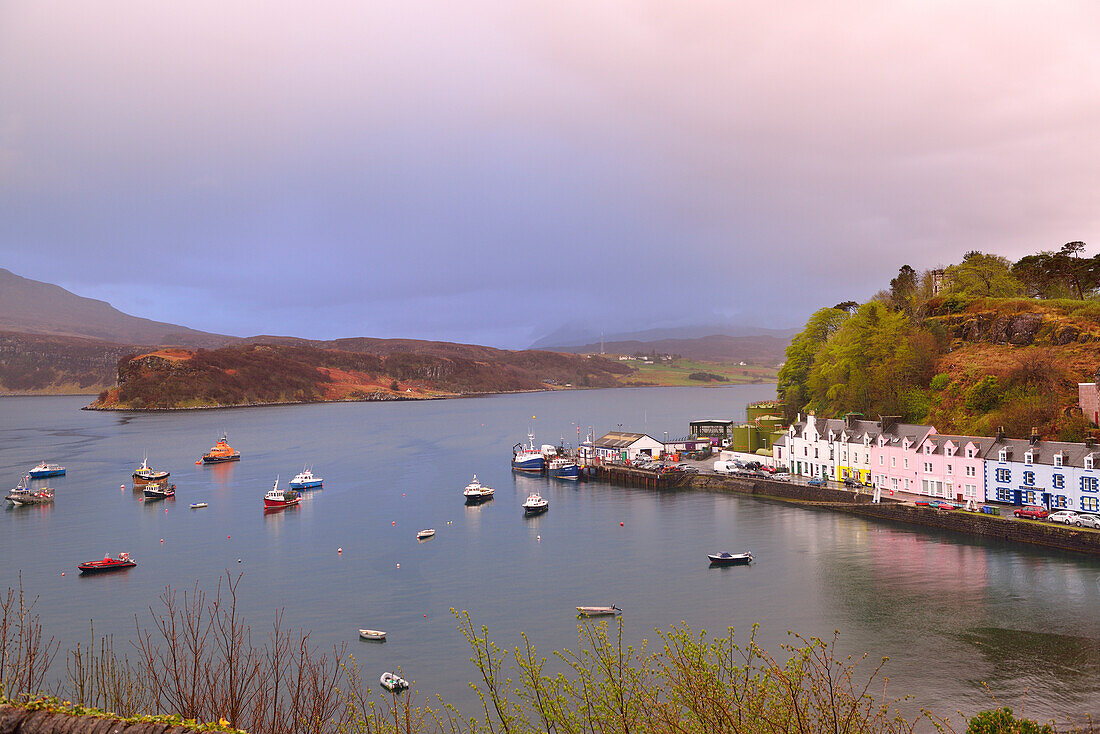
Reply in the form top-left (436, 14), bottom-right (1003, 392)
top-left (680, 474), bottom-right (1100, 555)
top-left (0, 704), bottom-right (203, 733)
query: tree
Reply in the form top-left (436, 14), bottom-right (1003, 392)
top-left (777, 307), bottom-right (851, 420)
top-left (943, 252), bottom-right (1023, 298)
top-left (833, 301), bottom-right (859, 313)
top-left (888, 265), bottom-right (918, 314)
top-left (1059, 240), bottom-right (1087, 299)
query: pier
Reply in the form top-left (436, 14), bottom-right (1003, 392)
top-left (590, 464), bottom-right (688, 490)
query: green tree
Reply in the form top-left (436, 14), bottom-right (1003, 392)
top-left (943, 252), bottom-right (1023, 298)
top-left (777, 307), bottom-right (850, 420)
top-left (966, 707), bottom-right (1053, 734)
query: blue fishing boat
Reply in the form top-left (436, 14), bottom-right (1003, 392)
top-left (548, 456), bottom-right (581, 481)
top-left (28, 461), bottom-right (65, 478)
top-left (512, 433), bottom-right (545, 473)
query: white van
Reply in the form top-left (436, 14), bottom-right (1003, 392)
top-left (713, 460), bottom-right (736, 475)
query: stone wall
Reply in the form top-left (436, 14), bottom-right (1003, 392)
top-left (0, 704), bottom-right (204, 733)
top-left (684, 474), bottom-right (1100, 555)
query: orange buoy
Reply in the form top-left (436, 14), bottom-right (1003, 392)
top-left (160, 539), bottom-right (164, 543)
top-left (121, 484), bottom-right (125, 490)
top-left (61, 572), bottom-right (65, 576)
top-left (392, 521), bottom-right (396, 526)
top-left (337, 547), bottom-right (342, 553)
top-left (620, 522), bottom-right (624, 526)
top-left (195, 460), bottom-right (201, 465)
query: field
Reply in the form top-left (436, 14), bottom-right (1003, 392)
top-left (619, 357), bottom-right (778, 386)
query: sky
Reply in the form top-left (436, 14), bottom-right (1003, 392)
top-left (2, 1), bottom-right (1099, 348)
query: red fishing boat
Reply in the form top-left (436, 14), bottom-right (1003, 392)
top-left (78, 552), bottom-right (137, 574)
top-left (263, 477), bottom-right (300, 510)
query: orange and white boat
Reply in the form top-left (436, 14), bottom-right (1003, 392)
top-left (200, 432), bottom-right (241, 464)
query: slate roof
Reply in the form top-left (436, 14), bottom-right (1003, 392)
top-left (918, 434), bottom-right (998, 457)
top-left (596, 431), bottom-right (659, 448)
top-left (983, 437), bottom-right (1100, 469)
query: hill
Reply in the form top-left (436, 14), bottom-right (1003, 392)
top-left (0, 268), bottom-right (232, 347)
top-left (88, 342), bottom-right (634, 410)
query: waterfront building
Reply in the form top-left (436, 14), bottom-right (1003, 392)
top-left (594, 431), bottom-right (664, 463)
top-left (983, 434), bottom-right (1100, 512)
top-left (912, 434), bottom-right (994, 503)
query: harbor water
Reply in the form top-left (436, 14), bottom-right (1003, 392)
top-left (1, 387), bottom-right (1098, 725)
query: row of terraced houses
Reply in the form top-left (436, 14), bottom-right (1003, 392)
top-left (773, 414), bottom-right (1100, 513)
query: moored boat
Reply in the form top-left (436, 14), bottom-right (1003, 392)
top-left (190, 502), bottom-right (208, 509)
top-left (133, 454), bottom-right (169, 482)
top-left (416, 528), bottom-right (436, 540)
top-left (522, 492), bottom-right (548, 515)
top-left (263, 477), bottom-right (300, 509)
top-left (548, 456), bottom-right (581, 481)
top-left (359, 628), bottom-right (386, 641)
top-left (201, 433), bottom-right (241, 464)
top-left (707, 551), bottom-right (753, 566)
top-left (28, 461), bottom-right (65, 478)
top-left (463, 474), bottom-right (495, 503)
top-left (79, 552), bottom-right (136, 574)
top-left (512, 434), bottom-right (545, 473)
top-left (6, 476), bottom-right (54, 506)
top-left (289, 467), bottom-right (323, 489)
top-left (379, 671), bottom-right (408, 692)
top-left (576, 605), bottom-right (621, 617)
top-left (143, 483), bottom-right (176, 500)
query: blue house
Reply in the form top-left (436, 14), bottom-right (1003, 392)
top-left (983, 434), bottom-right (1100, 513)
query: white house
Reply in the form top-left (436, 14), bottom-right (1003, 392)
top-left (594, 431), bottom-right (665, 463)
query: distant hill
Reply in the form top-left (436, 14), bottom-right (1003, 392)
top-left (0, 268), bottom-right (233, 347)
top-left (88, 343), bottom-right (634, 410)
top-left (541, 334), bottom-right (792, 365)
top-left (530, 322), bottom-right (797, 350)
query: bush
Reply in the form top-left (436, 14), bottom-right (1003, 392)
top-left (930, 373), bottom-right (952, 391)
top-left (966, 707), bottom-right (1053, 734)
top-left (965, 376), bottom-right (1002, 412)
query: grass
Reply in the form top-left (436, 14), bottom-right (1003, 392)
top-left (621, 358), bottom-right (778, 387)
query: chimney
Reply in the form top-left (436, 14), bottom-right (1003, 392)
top-left (1086, 436), bottom-right (1097, 448)
top-left (879, 415), bottom-right (900, 433)
top-left (1030, 427), bottom-right (1040, 445)
top-left (845, 412), bottom-right (863, 429)
top-left (996, 426), bottom-right (1005, 440)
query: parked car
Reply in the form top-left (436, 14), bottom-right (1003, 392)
top-left (680, 465), bottom-right (700, 473)
top-left (808, 477), bottom-right (826, 487)
top-left (1075, 513), bottom-right (1100, 528)
top-left (1013, 505), bottom-right (1049, 520)
top-left (1047, 510), bottom-right (1080, 525)
top-left (771, 473), bottom-right (791, 482)
top-left (843, 478), bottom-right (865, 489)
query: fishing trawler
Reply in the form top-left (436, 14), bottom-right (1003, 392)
top-left (6, 476), bottom-right (54, 506)
top-left (511, 433), bottom-right (545, 473)
top-left (133, 454), bottom-right (170, 482)
top-left (263, 476), bottom-right (300, 509)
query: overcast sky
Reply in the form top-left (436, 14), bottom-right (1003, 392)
top-left (2, 1), bottom-right (1098, 347)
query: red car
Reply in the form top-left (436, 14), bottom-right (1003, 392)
top-left (1013, 505), bottom-right (1049, 520)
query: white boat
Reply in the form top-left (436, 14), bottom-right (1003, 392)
top-left (522, 492), bottom-right (548, 515)
top-left (6, 475), bottom-right (54, 506)
top-left (416, 528), bottom-right (436, 540)
top-left (708, 551), bottom-right (753, 565)
top-left (379, 671), bottom-right (408, 691)
top-left (190, 502), bottom-right (208, 509)
top-left (289, 467), bottom-right (323, 489)
top-left (576, 605), bottom-right (621, 617)
top-left (359, 628), bottom-right (386, 641)
top-left (463, 474), bottom-right (495, 503)
top-left (133, 453), bottom-right (169, 482)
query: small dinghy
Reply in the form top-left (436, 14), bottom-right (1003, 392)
top-left (708, 551), bottom-right (753, 566)
top-left (416, 529), bottom-right (435, 540)
top-left (379, 671), bottom-right (408, 692)
top-left (359, 628), bottom-right (386, 641)
top-left (190, 502), bottom-right (208, 509)
top-left (576, 605), bottom-right (621, 617)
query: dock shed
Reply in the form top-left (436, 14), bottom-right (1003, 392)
top-left (595, 431), bottom-right (665, 463)
top-left (689, 419), bottom-right (735, 443)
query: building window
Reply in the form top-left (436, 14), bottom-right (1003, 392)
top-left (891, 457), bottom-right (896, 468)
top-left (966, 466), bottom-right (976, 477)
top-left (904, 479), bottom-right (910, 489)
top-left (946, 464), bottom-right (953, 474)
top-left (1053, 474), bottom-right (1064, 489)
top-left (1082, 477), bottom-right (1099, 493)
top-left (995, 487), bottom-right (1013, 502)
top-left (1054, 454), bottom-right (1063, 467)
top-left (1052, 495), bottom-right (1068, 508)
top-left (964, 484), bottom-right (977, 498)
top-left (1023, 471), bottom-right (1035, 486)
top-left (966, 448), bottom-right (975, 458)
top-left (1087, 455), bottom-right (1095, 470)
top-left (879, 455), bottom-right (884, 466)
top-left (999, 449), bottom-right (1007, 462)
top-left (814, 448), bottom-right (819, 459)
top-left (1024, 451), bottom-right (1033, 465)
top-left (904, 459), bottom-right (909, 469)
top-left (1023, 490), bottom-right (1036, 504)
top-left (1082, 497), bottom-right (1100, 513)
top-left (996, 468), bottom-right (1011, 483)
top-left (924, 462), bottom-right (933, 473)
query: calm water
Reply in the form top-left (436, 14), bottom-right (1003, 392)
top-left (2, 387), bottom-right (1098, 725)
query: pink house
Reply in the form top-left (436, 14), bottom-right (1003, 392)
top-left (912, 434), bottom-right (995, 502)
top-left (867, 417), bottom-right (936, 494)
